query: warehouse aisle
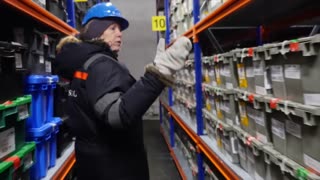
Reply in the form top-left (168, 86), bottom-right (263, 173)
top-left (143, 120), bottom-right (181, 180)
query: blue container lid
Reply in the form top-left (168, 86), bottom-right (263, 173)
top-left (46, 75), bottom-right (59, 84)
top-left (27, 123), bottom-right (52, 138)
top-left (26, 75), bottom-right (47, 84)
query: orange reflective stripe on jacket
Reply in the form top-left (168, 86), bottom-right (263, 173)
top-left (74, 71), bottom-right (88, 80)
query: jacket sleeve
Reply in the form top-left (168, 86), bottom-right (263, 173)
top-left (85, 57), bottom-right (165, 129)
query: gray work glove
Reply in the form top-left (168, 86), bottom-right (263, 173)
top-left (145, 36), bottom-right (192, 86)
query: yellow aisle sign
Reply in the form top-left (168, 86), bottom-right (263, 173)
top-left (74, 0), bottom-right (88, 2)
top-left (152, 16), bottom-right (166, 31)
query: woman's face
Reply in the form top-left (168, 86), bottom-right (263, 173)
top-left (100, 22), bottom-right (122, 52)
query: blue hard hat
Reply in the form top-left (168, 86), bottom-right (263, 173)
top-left (82, 2), bottom-right (129, 31)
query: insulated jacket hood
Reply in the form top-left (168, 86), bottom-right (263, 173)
top-left (54, 41), bottom-right (117, 80)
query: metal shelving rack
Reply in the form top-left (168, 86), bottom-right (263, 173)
top-left (1, 1), bottom-right (78, 179)
top-left (160, 0), bottom-right (320, 179)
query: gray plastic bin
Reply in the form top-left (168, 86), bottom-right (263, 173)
top-left (264, 146), bottom-right (283, 180)
top-left (233, 48), bottom-right (255, 93)
top-left (219, 52), bottom-right (238, 90)
top-left (235, 89), bottom-right (271, 143)
top-left (212, 55), bottom-right (225, 88)
top-left (203, 56), bottom-right (217, 87)
top-left (203, 85), bottom-right (237, 126)
top-left (222, 131), bottom-right (239, 164)
top-left (264, 97), bottom-right (320, 171)
top-left (204, 115), bottom-right (217, 141)
top-left (262, 43), bottom-right (287, 100)
top-left (253, 46), bottom-right (273, 95)
top-left (263, 35), bottom-right (320, 105)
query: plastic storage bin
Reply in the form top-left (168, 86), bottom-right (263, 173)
top-left (0, 95), bottom-right (31, 161)
top-left (0, 162), bottom-right (13, 180)
top-left (203, 84), bottom-right (237, 126)
top-left (235, 89), bottom-right (271, 144)
top-left (233, 48), bottom-right (255, 93)
top-left (46, 0), bottom-right (67, 21)
top-left (262, 35), bottom-right (320, 105)
top-left (0, 142), bottom-right (35, 180)
top-left (27, 30), bottom-right (47, 74)
top-left (27, 116), bottom-right (61, 180)
top-left (252, 46), bottom-right (273, 96)
top-left (26, 75), bottom-right (59, 129)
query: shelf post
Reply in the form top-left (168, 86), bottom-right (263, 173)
top-left (164, 0), bottom-right (175, 148)
top-left (66, 0), bottom-right (76, 28)
top-left (193, 0), bottom-right (204, 179)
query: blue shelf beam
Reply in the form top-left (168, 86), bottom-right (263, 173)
top-left (66, 0), bottom-right (76, 28)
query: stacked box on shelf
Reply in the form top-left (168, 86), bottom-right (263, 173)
top-left (46, 0), bottom-right (67, 22)
top-left (0, 41), bottom-right (28, 104)
top-left (234, 126), bottom-right (267, 179)
top-left (174, 60), bottom-right (197, 126)
top-left (207, 0), bottom-right (223, 13)
top-left (0, 95), bottom-right (31, 162)
top-left (263, 96), bottom-right (320, 175)
top-left (212, 52), bottom-right (238, 90)
top-left (233, 90), bottom-right (320, 177)
top-left (203, 84), bottom-right (238, 126)
top-left (174, 126), bottom-right (198, 180)
top-left (262, 35), bottom-right (320, 105)
top-left (204, 161), bottom-right (220, 180)
top-left (0, 142), bottom-right (36, 180)
top-left (233, 48), bottom-right (256, 93)
top-left (200, 0), bottom-right (209, 20)
top-left (32, 0), bottom-right (46, 8)
top-left (202, 109), bottom-right (240, 164)
top-left (27, 30), bottom-right (47, 75)
top-left (25, 75), bottom-right (62, 180)
top-left (234, 89), bottom-right (272, 144)
top-left (203, 110), bottom-right (217, 140)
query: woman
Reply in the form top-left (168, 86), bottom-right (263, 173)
top-left (54, 2), bottom-right (192, 180)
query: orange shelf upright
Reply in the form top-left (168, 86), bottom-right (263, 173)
top-left (3, 0), bottom-right (78, 35)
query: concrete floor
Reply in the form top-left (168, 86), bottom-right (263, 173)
top-left (143, 120), bottom-right (181, 180)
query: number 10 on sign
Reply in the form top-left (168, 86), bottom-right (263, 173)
top-left (152, 16), bottom-right (166, 31)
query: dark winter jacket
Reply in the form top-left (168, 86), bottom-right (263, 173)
top-left (54, 41), bottom-right (165, 180)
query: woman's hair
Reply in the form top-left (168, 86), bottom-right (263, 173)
top-left (79, 19), bottom-right (114, 41)
top-left (79, 20), bottom-right (93, 41)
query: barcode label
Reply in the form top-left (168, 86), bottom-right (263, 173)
top-left (253, 61), bottom-right (264, 76)
top-left (45, 60), bottom-right (51, 73)
top-left (272, 118), bottom-right (286, 140)
top-left (39, 55), bottom-right (44, 64)
top-left (18, 104), bottom-right (29, 119)
top-left (271, 65), bottom-right (284, 82)
top-left (286, 120), bottom-right (301, 139)
top-left (15, 53), bottom-right (23, 68)
top-left (285, 64), bottom-right (301, 79)
top-left (0, 128), bottom-right (15, 159)
top-left (246, 66), bottom-right (254, 78)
